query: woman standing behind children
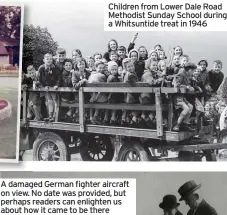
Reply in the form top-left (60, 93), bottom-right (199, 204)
top-left (38, 53), bottom-right (61, 122)
top-left (103, 39), bottom-right (118, 62)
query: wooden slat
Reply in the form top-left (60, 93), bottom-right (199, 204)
top-left (79, 88), bottom-right (84, 133)
top-left (22, 90), bottom-right (27, 125)
top-left (55, 94), bottom-right (60, 122)
top-left (155, 89), bottom-right (163, 137)
top-left (24, 120), bottom-right (195, 142)
top-left (83, 87), bottom-right (154, 93)
top-left (60, 101), bottom-right (169, 111)
top-left (168, 95), bottom-right (174, 131)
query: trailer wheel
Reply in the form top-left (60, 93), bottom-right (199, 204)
top-left (117, 140), bottom-right (151, 161)
top-left (33, 132), bottom-right (69, 161)
top-left (80, 134), bottom-right (114, 161)
top-left (204, 151), bottom-right (217, 161)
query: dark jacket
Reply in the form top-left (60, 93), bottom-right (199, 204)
top-left (187, 200), bottom-right (218, 215)
top-left (38, 64), bottom-right (61, 87)
top-left (208, 70), bottom-right (224, 93)
top-left (176, 210), bottom-right (183, 215)
top-left (61, 69), bottom-right (74, 102)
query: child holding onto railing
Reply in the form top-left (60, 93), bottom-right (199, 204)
top-left (88, 60), bottom-right (108, 124)
top-left (61, 59), bottom-right (76, 122)
top-left (121, 58), bottom-right (139, 126)
top-left (71, 58), bottom-right (90, 123)
top-left (107, 61), bottom-right (123, 125)
top-left (172, 62), bottom-right (197, 132)
top-left (38, 53), bottom-right (61, 122)
top-left (54, 48), bottom-right (66, 74)
top-left (139, 59), bottom-right (164, 128)
top-left (24, 65), bottom-right (41, 121)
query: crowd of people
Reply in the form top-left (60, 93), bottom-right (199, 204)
top-left (21, 33), bottom-right (226, 132)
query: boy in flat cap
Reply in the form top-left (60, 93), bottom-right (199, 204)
top-left (159, 195), bottom-right (183, 215)
top-left (178, 180), bottom-right (218, 215)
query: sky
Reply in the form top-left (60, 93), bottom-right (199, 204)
top-left (2, 171), bottom-right (227, 215)
top-left (19, 0), bottom-right (227, 76)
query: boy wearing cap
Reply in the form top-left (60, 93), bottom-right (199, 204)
top-left (178, 180), bottom-right (218, 215)
top-left (172, 62), bottom-right (197, 132)
top-left (159, 195), bottom-right (183, 215)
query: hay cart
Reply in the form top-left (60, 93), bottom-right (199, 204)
top-left (19, 83), bottom-right (227, 161)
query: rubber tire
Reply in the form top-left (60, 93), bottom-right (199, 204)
top-left (117, 140), bottom-right (151, 161)
top-left (178, 151), bottom-right (202, 161)
top-left (80, 134), bottom-right (114, 161)
top-left (33, 132), bottom-right (69, 161)
top-left (205, 152), bottom-right (217, 161)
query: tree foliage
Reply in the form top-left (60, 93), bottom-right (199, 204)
top-left (0, 6), bottom-right (21, 39)
top-left (22, 25), bottom-right (58, 71)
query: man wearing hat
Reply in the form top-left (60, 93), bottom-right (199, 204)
top-left (159, 195), bottom-right (183, 215)
top-left (178, 180), bottom-right (218, 215)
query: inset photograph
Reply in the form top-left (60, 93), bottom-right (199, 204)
top-left (0, 5), bottom-right (23, 161)
top-left (19, 0), bottom-right (227, 162)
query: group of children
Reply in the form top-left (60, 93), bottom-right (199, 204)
top-left (21, 33), bottom-right (225, 131)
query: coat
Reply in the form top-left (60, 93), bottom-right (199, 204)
top-left (187, 200), bottom-right (218, 215)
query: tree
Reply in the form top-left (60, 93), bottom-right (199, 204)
top-left (0, 6), bottom-right (21, 39)
top-left (22, 25), bottom-right (58, 71)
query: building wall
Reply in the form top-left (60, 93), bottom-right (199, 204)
top-left (0, 55), bottom-right (9, 65)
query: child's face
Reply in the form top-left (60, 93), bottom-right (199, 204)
top-left (94, 54), bottom-right (102, 62)
top-left (159, 62), bottom-right (166, 72)
top-left (126, 62), bottom-right (135, 73)
top-left (154, 46), bottom-right (161, 54)
top-left (72, 51), bottom-right (80, 62)
top-left (150, 62), bottom-right (158, 71)
top-left (57, 53), bottom-right (66, 63)
top-left (77, 62), bottom-right (85, 71)
top-left (180, 57), bottom-right (188, 67)
top-left (172, 55), bottom-right (180, 66)
top-left (96, 64), bottom-right (105, 74)
top-left (159, 51), bottom-right (165, 60)
top-left (102, 59), bottom-right (108, 70)
top-left (150, 52), bottom-right (158, 60)
top-left (199, 61), bottom-right (207, 71)
top-left (88, 59), bottom-right (95, 68)
top-left (110, 65), bottom-right (118, 76)
top-left (118, 66), bottom-right (123, 76)
top-left (174, 47), bottom-right (182, 56)
top-left (64, 62), bottom-right (73, 72)
top-left (213, 63), bottom-right (222, 73)
top-left (139, 47), bottom-right (147, 58)
top-left (205, 104), bottom-right (210, 112)
top-left (117, 50), bottom-right (126, 59)
top-left (110, 54), bottom-right (118, 62)
top-left (109, 41), bottom-right (117, 51)
top-left (130, 51), bottom-right (138, 63)
top-left (43, 56), bottom-right (53, 66)
top-left (27, 69), bottom-right (36, 79)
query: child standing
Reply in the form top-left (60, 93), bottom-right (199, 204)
top-left (71, 58), bottom-right (90, 122)
top-left (86, 56), bottom-right (95, 72)
top-left (88, 60), bottom-right (108, 124)
top-left (54, 48), bottom-right (66, 74)
top-left (172, 62), bottom-right (196, 132)
top-left (117, 46), bottom-right (127, 67)
top-left (38, 53), bottom-right (61, 122)
top-left (103, 39), bottom-right (118, 62)
top-left (61, 59), bottom-right (75, 122)
top-left (24, 65), bottom-right (41, 121)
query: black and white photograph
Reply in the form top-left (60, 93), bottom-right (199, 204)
top-left (0, 171), bottom-right (226, 215)
top-left (0, 4), bottom-right (23, 161)
top-left (19, 0), bottom-right (227, 162)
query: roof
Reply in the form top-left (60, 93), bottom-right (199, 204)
top-left (0, 37), bottom-right (19, 46)
top-left (0, 42), bottom-right (9, 55)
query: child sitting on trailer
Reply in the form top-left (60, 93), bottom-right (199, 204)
top-left (172, 62), bottom-right (197, 132)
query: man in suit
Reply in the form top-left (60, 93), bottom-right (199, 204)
top-left (178, 180), bottom-right (218, 215)
top-left (159, 194), bottom-right (183, 215)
